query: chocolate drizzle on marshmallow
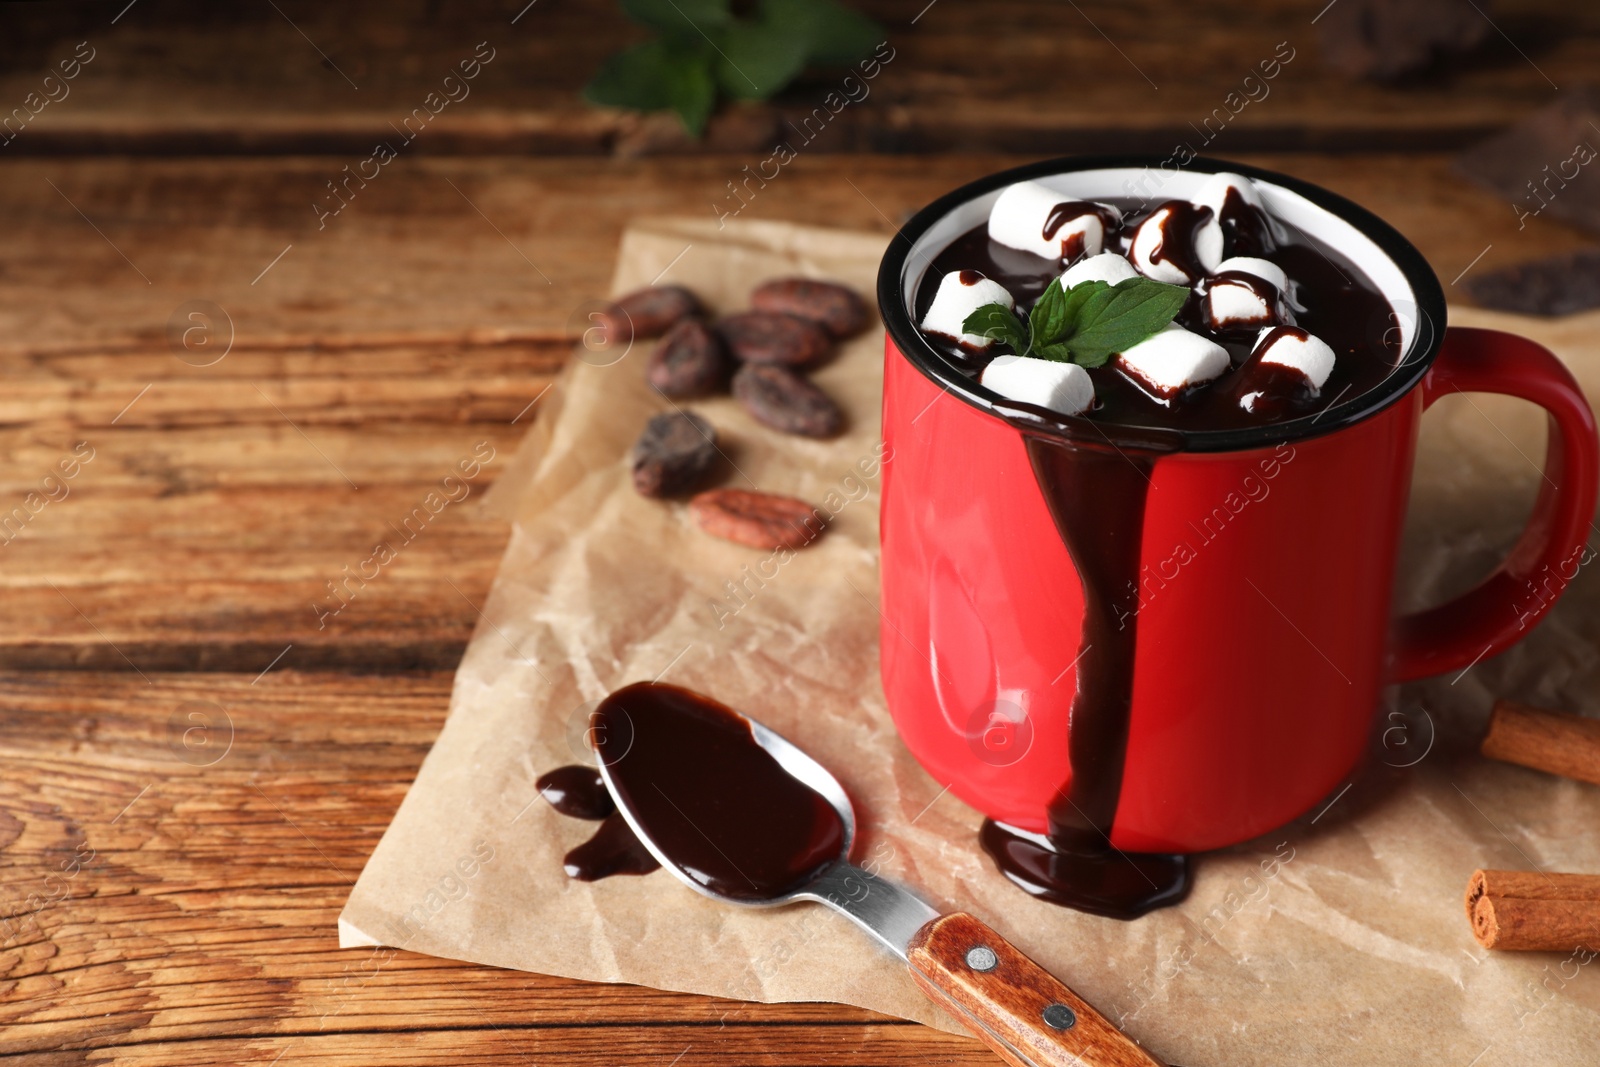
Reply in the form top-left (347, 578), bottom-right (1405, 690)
top-left (989, 180), bottom-right (1120, 262)
top-left (1130, 201), bottom-right (1215, 285)
top-left (1216, 185), bottom-right (1278, 258)
top-left (1042, 201), bottom-right (1122, 262)
top-left (1203, 257), bottom-right (1293, 332)
top-left (919, 270), bottom-right (1015, 351)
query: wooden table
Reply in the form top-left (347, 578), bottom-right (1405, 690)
top-left (0, 2), bottom-right (1594, 1062)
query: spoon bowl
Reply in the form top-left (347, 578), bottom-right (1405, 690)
top-left (599, 713), bottom-right (858, 905)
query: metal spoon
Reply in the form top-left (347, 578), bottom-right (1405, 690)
top-left (594, 699), bottom-right (1167, 1067)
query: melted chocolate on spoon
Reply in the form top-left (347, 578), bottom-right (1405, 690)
top-left (541, 683), bottom-right (845, 901)
top-left (915, 198), bottom-right (1398, 919)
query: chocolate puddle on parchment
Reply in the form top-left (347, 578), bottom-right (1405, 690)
top-left (918, 196), bottom-right (1399, 919)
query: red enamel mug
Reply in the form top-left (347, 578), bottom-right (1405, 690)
top-left (876, 156), bottom-right (1599, 855)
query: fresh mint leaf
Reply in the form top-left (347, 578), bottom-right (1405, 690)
top-left (763, 0), bottom-right (883, 65)
top-left (1032, 341), bottom-right (1076, 364)
top-left (713, 21), bottom-right (811, 99)
top-left (961, 304), bottom-right (1028, 353)
top-left (620, 0), bottom-right (732, 35)
top-left (1027, 282), bottom-right (1069, 346)
top-left (665, 51), bottom-right (716, 134)
top-left (1062, 277), bottom-right (1189, 363)
top-left (585, 40), bottom-right (717, 135)
top-left (586, 40), bottom-right (686, 112)
top-left (1064, 345), bottom-right (1115, 369)
top-left (591, 0), bottom-right (881, 137)
top-left (1058, 278), bottom-right (1107, 321)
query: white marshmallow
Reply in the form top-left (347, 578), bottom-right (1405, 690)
top-left (1213, 256), bottom-right (1287, 291)
top-left (1191, 172), bottom-right (1265, 273)
top-left (1204, 258), bottom-right (1288, 330)
top-left (982, 354), bottom-right (1095, 416)
top-left (920, 271), bottom-right (1015, 349)
top-left (1059, 252), bottom-right (1140, 290)
top-left (1129, 204), bottom-right (1200, 285)
top-left (1252, 327), bottom-right (1336, 391)
top-left (988, 180), bottom-right (1115, 261)
top-left (1117, 323), bottom-right (1230, 398)
top-left (1205, 281), bottom-right (1274, 329)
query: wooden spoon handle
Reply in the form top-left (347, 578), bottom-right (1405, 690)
top-left (907, 912), bottom-right (1164, 1067)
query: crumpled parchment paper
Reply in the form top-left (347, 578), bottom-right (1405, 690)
top-left (341, 217), bottom-right (1600, 1066)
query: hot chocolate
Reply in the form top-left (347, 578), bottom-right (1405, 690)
top-left (911, 171), bottom-right (1401, 918)
top-left (916, 173), bottom-right (1401, 432)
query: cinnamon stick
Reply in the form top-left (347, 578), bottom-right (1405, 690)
top-left (1465, 869), bottom-right (1600, 951)
top-left (1480, 700), bottom-right (1600, 787)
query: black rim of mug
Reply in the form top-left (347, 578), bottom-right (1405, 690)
top-left (875, 154), bottom-right (1449, 454)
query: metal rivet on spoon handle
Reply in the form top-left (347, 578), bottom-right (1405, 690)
top-left (907, 913), bottom-right (1160, 1067)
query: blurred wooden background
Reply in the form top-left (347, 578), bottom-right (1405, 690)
top-left (0, 1), bottom-right (1594, 1063)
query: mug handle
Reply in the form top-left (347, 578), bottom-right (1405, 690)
top-left (1391, 326), bottom-right (1600, 683)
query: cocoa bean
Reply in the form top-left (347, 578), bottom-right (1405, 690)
top-left (646, 319), bottom-right (728, 397)
top-left (717, 311), bottom-right (831, 366)
top-left (732, 363), bottom-right (843, 438)
top-left (598, 285), bottom-right (698, 346)
top-left (631, 410), bottom-right (719, 498)
top-left (751, 278), bottom-right (869, 338)
top-left (690, 489), bottom-right (825, 550)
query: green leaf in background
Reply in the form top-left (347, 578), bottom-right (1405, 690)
top-left (762, 0), bottom-right (883, 65)
top-left (584, 39), bottom-right (717, 135)
top-left (1061, 278), bottom-right (1189, 363)
top-left (588, 0), bottom-right (885, 137)
top-left (620, 0), bottom-right (731, 37)
top-left (961, 304), bottom-right (1029, 354)
top-left (663, 50), bottom-right (716, 135)
top-left (713, 21), bottom-right (811, 100)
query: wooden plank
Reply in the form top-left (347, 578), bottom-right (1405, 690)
top-left (0, 290), bottom-right (562, 670)
top-left (0, 0), bottom-right (1590, 156)
top-left (0, 340), bottom-right (568, 428)
top-left (0, 672), bottom-right (995, 1062)
top-left (6, 1028), bottom-right (992, 1066)
top-left (0, 423), bottom-right (524, 672)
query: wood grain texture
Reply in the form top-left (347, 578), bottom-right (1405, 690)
top-left (907, 913), bottom-right (1165, 1067)
top-left (0, 0), bottom-right (1592, 156)
top-left (1480, 700), bottom-right (1600, 786)
top-left (0, 410), bottom-right (533, 672)
top-left (0, 672), bottom-right (1003, 1064)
